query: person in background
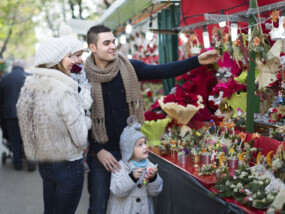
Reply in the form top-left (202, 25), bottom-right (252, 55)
top-left (84, 24), bottom-right (219, 214)
top-left (17, 38), bottom-right (90, 214)
top-left (59, 23), bottom-right (93, 172)
top-left (0, 60), bottom-right (28, 170)
top-left (108, 116), bottom-right (163, 214)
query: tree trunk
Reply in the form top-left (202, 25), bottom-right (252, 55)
top-left (77, 0), bottom-right (83, 19)
top-left (0, 28), bottom-right (12, 58)
top-left (69, 0), bottom-right (75, 19)
top-left (104, 0), bottom-right (110, 8)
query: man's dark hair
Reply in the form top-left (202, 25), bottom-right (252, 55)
top-left (87, 25), bottom-right (112, 46)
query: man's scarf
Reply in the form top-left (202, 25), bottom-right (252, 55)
top-left (85, 53), bottom-right (144, 144)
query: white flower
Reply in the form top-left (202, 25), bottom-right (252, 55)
top-left (230, 184), bottom-right (235, 188)
top-left (237, 183), bottom-right (243, 190)
top-left (226, 181), bottom-right (230, 186)
top-left (272, 159), bottom-right (283, 170)
top-left (258, 181), bottom-right (263, 185)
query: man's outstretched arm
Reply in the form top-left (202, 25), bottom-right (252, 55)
top-left (132, 50), bottom-right (218, 81)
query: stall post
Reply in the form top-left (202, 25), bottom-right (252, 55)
top-left (158, 5), bottom-right (180, 95)
top-left (246, 0), bottom-right (260, 133)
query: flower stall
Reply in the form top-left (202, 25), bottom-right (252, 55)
top-left (91, 0), bottom-right (285, 213)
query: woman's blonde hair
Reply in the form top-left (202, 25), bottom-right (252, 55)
top-left (37, 60), bottom-right (69, 76)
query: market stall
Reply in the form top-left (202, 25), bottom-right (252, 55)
top-left (139, 0), bottom-right (285, 213)
top-left (80, 0), bottom-right (285, 212)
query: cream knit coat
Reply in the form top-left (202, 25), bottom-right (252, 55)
top-left (108, 160), bottom-right (163, 214)
top-left (17, 68), bottom-right (88, 162)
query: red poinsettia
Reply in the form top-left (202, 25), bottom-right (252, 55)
top-left (144, 111), bottom-right (166, 121)
top-left (163, 85), bottom-right (199, 107)
top-left (268, 72), bottom-right (284, 93)
top-left (211, 79), bottom-right (247, 99)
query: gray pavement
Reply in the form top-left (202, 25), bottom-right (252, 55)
top-left (0, 130), bottom-right (89, 214)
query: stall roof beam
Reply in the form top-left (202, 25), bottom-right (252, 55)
top-left (97, 0), bottom-right (180, 31)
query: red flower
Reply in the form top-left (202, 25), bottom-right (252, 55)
top-left (211, 79), bottom-right (247, 99)
top-left (147, 91), bottom-right (152, 97)
top-left (144, 111), bottom-right (166, 121)
top-left (229, 172), bottom-right (235, 178)
top-left (163, 85), bottom-right (199, 107)
top-left (148, 100), bottom-right (161, 112)
top-left (273, 108), bottom-right (278, 113)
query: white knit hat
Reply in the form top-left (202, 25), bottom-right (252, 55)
top-left (59, 24), bottom-right (84, 54)
top-left (34, 38), bottom-right (71, 68)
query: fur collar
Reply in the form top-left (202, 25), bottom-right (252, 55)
top-left (31, 67), bottom-right (78, 91)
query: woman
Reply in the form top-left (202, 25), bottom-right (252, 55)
top-left (17, 37), bottom-right (90, 214)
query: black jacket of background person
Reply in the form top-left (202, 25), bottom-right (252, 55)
top-left (89, 56), bottom-right (201, 154)
top-left (0, 66), bottom-right (28, 119)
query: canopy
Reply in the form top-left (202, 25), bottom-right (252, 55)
top-left (180, 0), bottom-right (282, 27)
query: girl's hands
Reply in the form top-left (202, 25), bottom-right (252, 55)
top-left (132, 167), bottom-right (145, 179)
top-left (147, 165), bottom-right (158, 179)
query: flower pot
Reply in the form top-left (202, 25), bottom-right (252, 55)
top-left (159, 149), bottom-right (169, 156)
top-left (178, 154), bottom-right (189, 166)
top-left (170, 148), bottom-right (177, 160)
top-left (201, 154), bottom-right (211, 164)
top-left (224, 92), bottom-right (247, 118)
top-left (141, 118), bottom-right (171, 147)
top-left (228, 159), bottom-right (239, 170)
top-left (192, 154), bottom-right (201, 167)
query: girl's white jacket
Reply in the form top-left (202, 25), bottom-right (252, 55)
top-left (17, 68), bottom-right (89, 162)
top-left (108, 159), bottom-right (163, 214)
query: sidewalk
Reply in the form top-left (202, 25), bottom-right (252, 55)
top-left (0, 131), bottom-right (89, 214)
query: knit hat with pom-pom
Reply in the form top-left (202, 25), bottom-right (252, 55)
top-left (59, 24), bottom-right (83, 54)
top-left (120, 116), bottom-right (146, 163)
top-left (33, 37), bottom-right (71, 68)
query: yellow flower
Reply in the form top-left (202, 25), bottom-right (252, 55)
top-left (252, 132), bottom-right (261, 140)
top-left (196, 132), bottom-right (201, 137)
top-left (239, 132), bottom-right (247, 142)
top-left (229, 148), bottom-right (235, 154)
top-left (226, 121), bottom-right (235, 129)
top-left (253, 37), bottom-right (260, 47)
top-left (270, 10), bottom-right (280, 23)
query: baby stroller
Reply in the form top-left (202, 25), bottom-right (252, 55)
top-left (1, 122), bottom-right (36, 171)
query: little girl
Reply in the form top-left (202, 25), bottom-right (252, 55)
top-left (108, 117), bottom-right (163, 214)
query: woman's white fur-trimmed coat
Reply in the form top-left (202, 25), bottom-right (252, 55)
top-left (108, 160), bottom-right (163, 214)
top-left (16, 68), bottom-right (88, 162)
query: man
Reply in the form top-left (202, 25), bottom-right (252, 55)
top-left (84, 25), bottom-right (219, 214)
top-left (0, 60), bottom-right (27, 170)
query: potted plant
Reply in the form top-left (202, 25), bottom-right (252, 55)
top-left (191, 146), bottom-right (201, 167)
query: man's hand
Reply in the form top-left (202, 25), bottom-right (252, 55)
top-left (198, 50), bottom-right (219, 65)
top-left (97, 149), bottom-right (121, 173)
top-left (132, 167), bottom-right (145, 179)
